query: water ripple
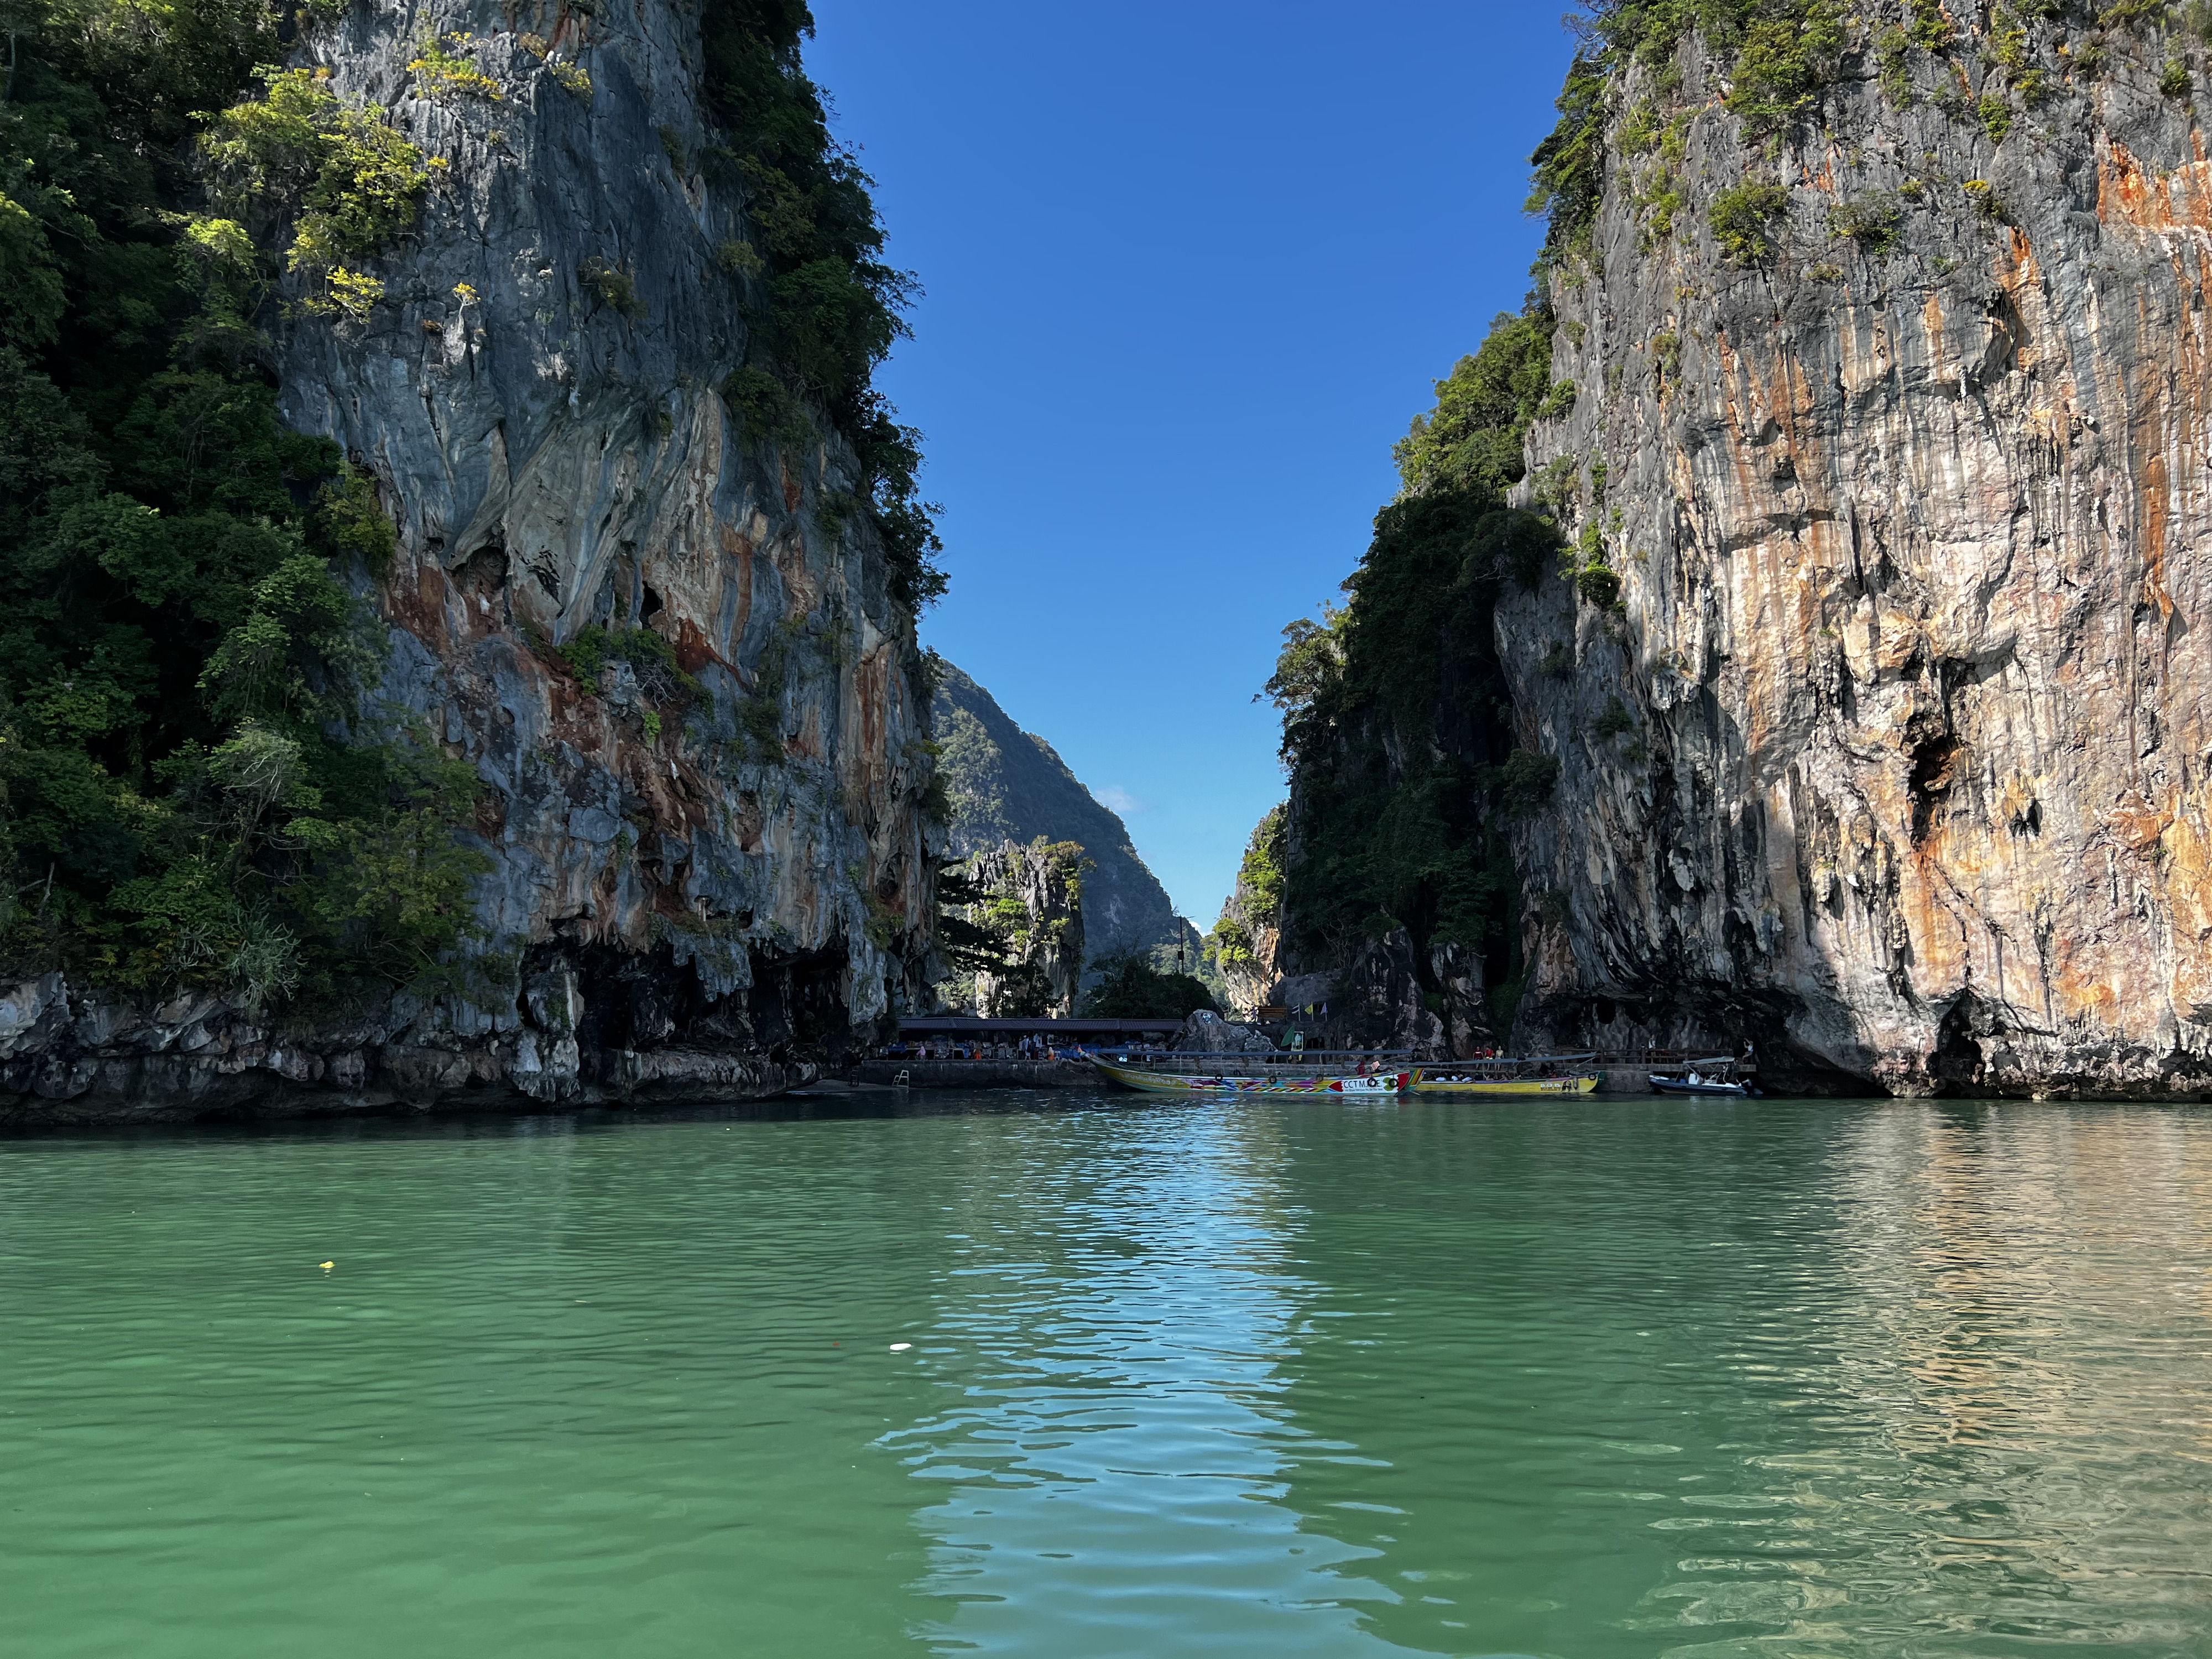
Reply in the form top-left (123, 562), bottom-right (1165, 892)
top-left (0, 1098), bottom-right (2206, 1656)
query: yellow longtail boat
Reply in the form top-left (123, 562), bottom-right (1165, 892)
top-left (1410, 1073), bottom-right (1599, 1097)
top-left (1089, 1050), bottom-right (1601, 1099)
top-left (1409, 1052), bottom-right (1600, 1095)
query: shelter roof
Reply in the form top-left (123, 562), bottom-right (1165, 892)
top-left (896, 1016), bottom-right (1188, 1036)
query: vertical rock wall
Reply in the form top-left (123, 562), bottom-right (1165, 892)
top-left (1, 0), bottom-right (941, 1120)
top-left (967, 839), bottom-right (1086, 1019)
top-left (290, 0), bottom-right (942, 1093)
top-left (1507, 7), bottom-right (2212, 1095)
top-left (1204, 807), bottom-right (1285, 1016)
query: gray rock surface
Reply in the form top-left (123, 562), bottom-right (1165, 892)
top-left (0, 974), bottom-right (815, 1125)
top-left (1, 0), bottom-right (937, 1121)
top-left (1204, 806), bottom-right (1284, 1015)
top-left (1269, 971), bottom-right (1338, 1016)
top-left (1504, 9), bottom-right (2212, 1096)
top-left (1274, 930), bottom-right (1490, 1059)
top-left (1171, 1009), bottom-right (1273, 1055)
top-left (966, 838), bottom-right (1087, 1018)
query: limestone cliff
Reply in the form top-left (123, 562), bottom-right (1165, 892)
top-left (1507, 2), bottom-right (2212, 1095)
top-left (0, 0), bottom-right (938, 1120)
top-left (933, 660), bottom-right (1196, 964)
top-left (961, 838), bottom-right (1086, 1019)
top-left (1272, 3), bottom-right (2212, 1096)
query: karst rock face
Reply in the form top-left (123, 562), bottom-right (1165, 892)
top-left (968, 840), bottom-right (1086, 1019)
top-left (289, 1), bottom-right (944, 1084)
top-left (2, 0), bottom-right (941, 1120)
top-left (1507, 17), bottom-right (2212, 1095)
top-left (1207, 810), bottom-right (1284, 1018)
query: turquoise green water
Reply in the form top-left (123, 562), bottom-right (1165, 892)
top-left (3, 1094), bottom-right (2209, 1657)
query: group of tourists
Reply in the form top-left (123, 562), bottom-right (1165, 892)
top-left (893, 1035), bottom-right (1057, 1062)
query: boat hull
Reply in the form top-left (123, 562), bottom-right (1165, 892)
top-left (1648, 1076), bottom-right (1759, 1097)
top-left (1091, 1060), bottom-right (1411, 1096)
top-left (1411, 1076), bottom-right (1599, 1097)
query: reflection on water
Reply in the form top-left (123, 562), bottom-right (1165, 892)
top-left (883, 1109), bottom-right (1410, 1654)
top-left (1753, 1108), bottom-right (2212, 1656)
top-left (880, 1100), bottom-right (2212, 1657)
top-left (0, 1097), bottom-right (2207, 1657)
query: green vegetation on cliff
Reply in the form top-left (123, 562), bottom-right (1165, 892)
top-left (1532, 2), bottom-right (1861, 257)
top-left (1533, 0), bottom-right (2195, 263)
top-left (0, 0), bottom-right (487, 1008)
top-left (1203, 807), bottom-right (1284, 975)
top-left (0, 0), bottom-right (922, 1011)
top-left (1269, 464), bottom-right (1559, 984)
top-left (702, 0), bottom-right (944, 613)
top-left (1394, 302), bottom-right (1558, 497)
top-left (931, 660), bottom-right (1190, 963)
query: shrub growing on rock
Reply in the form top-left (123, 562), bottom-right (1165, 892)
top-left (1710, 182), bottom-right (1789, 262)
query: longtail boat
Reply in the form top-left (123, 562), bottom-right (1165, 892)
top-left (1412, 1072), bottom-right (1599, 1097)
top-left (1091, 1058), bottom-right (1414, 1096)
top-left (1411, 1053), bottom-right (1601, 1097)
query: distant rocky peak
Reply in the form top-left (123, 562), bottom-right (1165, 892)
top-left (932, 659), bottom-right (1194, 968)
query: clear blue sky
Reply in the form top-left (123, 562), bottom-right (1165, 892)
top-left (807, 2), bottom-right (1577, 925)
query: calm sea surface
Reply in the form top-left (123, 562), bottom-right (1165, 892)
top-left (2, 1092), bottom-right (2209, 1657)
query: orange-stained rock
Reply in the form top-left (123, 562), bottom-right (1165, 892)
top-left (1500, 15), bottom-right (2212, 1097)
top-left (0, 0), bottom-right (946, 1123)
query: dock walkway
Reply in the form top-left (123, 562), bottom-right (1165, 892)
top-left (853, 1055), bottom-right (1683, 1094)
top-left (854, 1057), bottom-right (1094, 1089)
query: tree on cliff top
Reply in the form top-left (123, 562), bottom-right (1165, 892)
top-left (701, 0), bottom-right (945, 614)
top-left (1394, 304), bottom-right (1558, 498)
top-left (1081, 951), bottom-right (1217, 1020)
top-left (935, 864), bottom-right (1014, 974)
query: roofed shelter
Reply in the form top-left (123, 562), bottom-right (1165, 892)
top-left (894, 1016), bottom-right (1185, 1043)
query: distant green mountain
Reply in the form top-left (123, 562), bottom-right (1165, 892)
top-left (934, 661), bottom-right (1196, 965)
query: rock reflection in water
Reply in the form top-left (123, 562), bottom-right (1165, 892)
top-left (0, 1095), bottom-right (2205, 1657)
top-left (881, 1107), bottom-right (1413, 1653)
top-left (885, 1098), bottom-right (2212, 1658)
